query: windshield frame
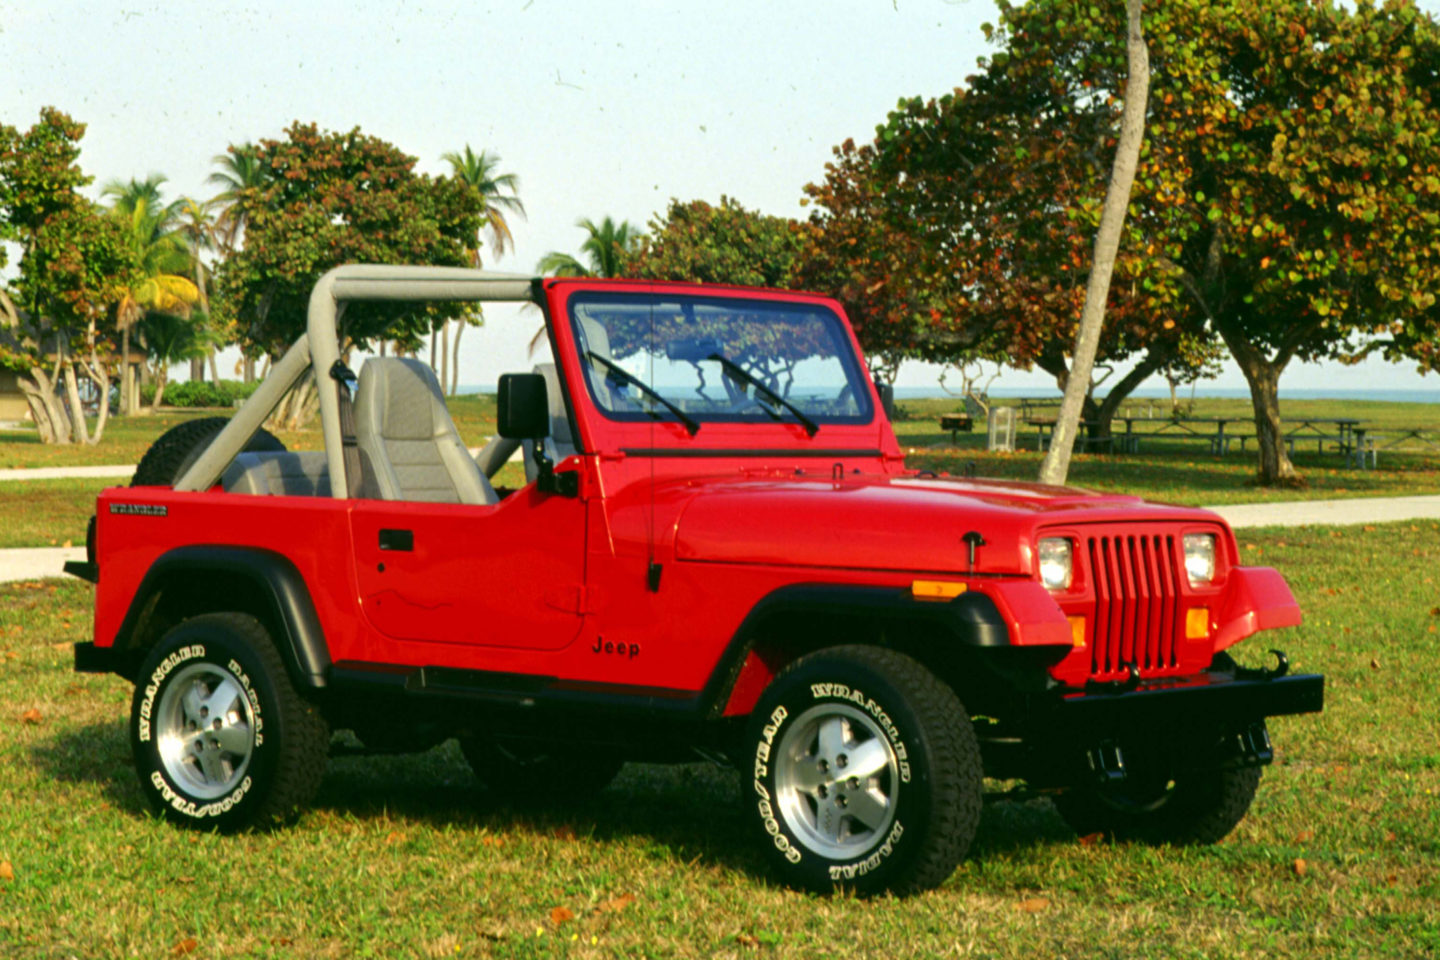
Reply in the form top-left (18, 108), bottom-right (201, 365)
top-left (566, 290), bottom-right (877, 432)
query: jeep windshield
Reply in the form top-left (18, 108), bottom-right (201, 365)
top-left (568, 292), bottom-right (874, 429)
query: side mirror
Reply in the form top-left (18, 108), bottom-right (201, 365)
top-left (497, 373), bottom-right (549, 439)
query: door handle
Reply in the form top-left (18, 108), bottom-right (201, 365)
top-left (379, 529), bottom-right (413, 552)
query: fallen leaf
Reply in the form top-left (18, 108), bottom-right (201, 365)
top-left (553, 825), bottom-right (576, 841)
top-left (62, 539), bottom-right (72, 548)
top-left (598, 893), bottom-right (635, 913)
top-left (481, 835), bottom-right (505, 848)
top-left (1016, 897), bottom-right (1050, 913)
top-left (172, 938), bottom-right (199, 956)
top-left (50, 643), bottom-right (71, 653)
top-left (549, 906), bottom-right (574, 925)
top-left (1430, 607), bottom-right (1440, 617)
top-left (1385, 830), bottom-right (1397, 843)
top-left (1295, 830), bottom-right (1314, 843)
top-left (1292, 858), bottom-right (1308, 877)
top-left (272, 937), bottom-right (293, 947)
top-left (0, 860), bottom-right (13, 882)
top-left (19, 709), bottom-right (41, 725)
top-left (1363, 525), bottom-right (1376, 532)
top-left (1077, 832), bottom-right (1104, 847)
top-left (384, 831), bottom-right (406, 845)
top-left (736, 933), bottom-right (760, 948)
top-left (1370, 659), bottom-right (1381, 670)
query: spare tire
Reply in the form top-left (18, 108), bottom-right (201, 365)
top-left (131, 416), bottom-right (285, 487)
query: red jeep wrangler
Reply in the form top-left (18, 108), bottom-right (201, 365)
top-left (72, 265), bottom-right (1323, 894)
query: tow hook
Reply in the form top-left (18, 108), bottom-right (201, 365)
top-left (1264, 649), bottom-right (1290, 679)
top-left (1086, 740), bottom-right (1127, 785)
top-left (1225, 722), bottom-right (1274, 768)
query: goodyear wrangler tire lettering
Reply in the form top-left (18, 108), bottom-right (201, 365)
top-left (129, 613), bottom-right (327, 832)
top-left (741, 645), bottom-right (983, 895)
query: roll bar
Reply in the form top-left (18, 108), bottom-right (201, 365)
top-left (174, 264), bottom-right (541, 496)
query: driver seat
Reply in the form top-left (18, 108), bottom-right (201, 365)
top-left (354, 358), bottom-right (498, 505)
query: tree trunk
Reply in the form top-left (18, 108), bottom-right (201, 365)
top-left (1092, 350), bottom-right (1165, 442)
top-left (16, 368), bottom-right (69, 444)
top-left (190, 356), bottom-right (205, 382)
top-left (440, 321), bottom-right (450, 395)
top-left (429, 329), bottom-right (438, 375)
top-left (61, 354), bottom-right (89, 445)
top-left (1225, 337), bottom-right (1301, 486)
top-left (119, 325), bottom-right (131, 415)
top-left (150, 367), bottom-right (168, 412)
top-left (244, 355), bottom-right (256, 384)
top-left (208, 349), bottom-right (220, 385)
top-left (451, 320), bottom-right (465, 395)
top-left (1039, 0), bottom-right (1149, 485)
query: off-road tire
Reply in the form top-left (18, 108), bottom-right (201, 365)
top-left (130, 613), bottom-right (329, 831)
top-left (1053, 765), bottom-right (1263, 846)
top-left (131, 416), bottom-right (284, 487)
top-left (460, 737), bottom-right (623, 804)
top-left (741, 645), bottom-right (982, 895)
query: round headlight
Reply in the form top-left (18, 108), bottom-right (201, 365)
top-left (1038, 537), bottom-right (1073, 591)
top-left (1183, 533), bottom-right (1217, 586)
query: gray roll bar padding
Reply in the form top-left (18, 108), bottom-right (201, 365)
top-left (174, 264), bottom-right (542, 498)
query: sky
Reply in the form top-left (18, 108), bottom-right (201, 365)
top-left (2, 0), bottom-right (1437, 398)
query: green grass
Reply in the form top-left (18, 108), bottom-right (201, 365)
top-left (895, 396), bottom-right (1440, 505)
top-left (1, 523), bottom-right (1436, 957)
top-left (0, 478), bottom-right (112, 549)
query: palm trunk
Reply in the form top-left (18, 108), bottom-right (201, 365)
top-left (440, 321), bottom-right (451, 395)
top-left (451, 320), bottom-right (465, 395)
top-left (119, 325), bottom-right (131, 415)
top-left (1039, 0), bottom-right (1149, 485)
top-left (150, 367), bottom-right (168, 413)
top-left (61, 352), bottom-right (89, 445)
top-left (208, 350), bottom-right (220, 384)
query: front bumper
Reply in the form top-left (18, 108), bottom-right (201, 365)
top-left (984, 666), bottom-right (1324, 786)
top-left (74, 641), bottom-right (137, 679)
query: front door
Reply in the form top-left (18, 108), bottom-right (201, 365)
top-left (349, 485), bottom-right (587, 653)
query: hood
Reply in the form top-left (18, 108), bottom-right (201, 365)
top-left (671, 473), bottom-right (1219, 576)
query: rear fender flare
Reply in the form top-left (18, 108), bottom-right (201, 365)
top-left (113, 546), bottom-right (330, 689)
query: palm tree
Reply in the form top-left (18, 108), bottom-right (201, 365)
top-left (174, 197), bottom-right (223, 382)
top-left (207, 143), bottom-right (269, 253)
top-left (140, 311), bottom-right (213, 410)
top-left (537, 216), bottom-right (641, 278)
top-left (441, 145), bottom-right (525, 264)
top-left (102, 175), bottom-right (199, 413)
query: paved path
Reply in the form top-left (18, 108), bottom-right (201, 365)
top-left (0, 464), bottom-right (135, 482)
top-left (0, 546), bottom-right (87, 584)
top-left (1204, 494), bottom-right (1440, 529)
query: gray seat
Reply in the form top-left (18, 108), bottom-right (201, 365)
top-left (222, 451), bottom-right (332, 497)
top-left (355, 357), bottom-right (498, 505)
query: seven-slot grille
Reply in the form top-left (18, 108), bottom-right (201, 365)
top-left (1085, 532), bottom-right (1185, 681)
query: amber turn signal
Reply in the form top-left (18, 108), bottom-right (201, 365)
top-left (1068, 615), bottom-right (1087, 648)
top-left (1186, 607), bottom-right (1211, 639)
top-left (910, 580), bottom-right (968, 600)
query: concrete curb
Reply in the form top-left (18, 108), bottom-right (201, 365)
top-left (1203, 494), bottom-right (1440, 529)
top-left (0, 546), bottom-right (87, 584)
top-left (0, 465), bottom-right (135, 482)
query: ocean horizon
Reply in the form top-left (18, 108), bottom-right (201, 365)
top-left (456, 384), bottom-right (1440, 405)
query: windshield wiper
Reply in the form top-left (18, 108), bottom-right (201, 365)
top-left (707, 353), bottom-right (819, 437)
top-left (586, 351), bottom-right (700, 435)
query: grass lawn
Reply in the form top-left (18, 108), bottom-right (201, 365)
top-left (0, 523), bottom-right (1435, 957)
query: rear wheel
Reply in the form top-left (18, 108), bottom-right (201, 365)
top-left (130, 613), bottom-right (329, 831)
top-left (1053, 764), bottom-right (1263, 845)
top-left (131, 416), bottom-right (283, 487)
top-left (741, 645), bottom-right (982, 895)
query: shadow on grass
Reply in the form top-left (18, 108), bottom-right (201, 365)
top-left (33, 720), bottom-right (1078, 878)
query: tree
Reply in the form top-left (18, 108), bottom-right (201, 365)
top-left (621, 196), bottom-right (815, 288)
top-left (438, 145), bottom-right (525, 394)
top-left (206, 142), bottom-right (269, 253)
top-left (1039, 0), bottom-right (1150, 485)
top-left (537, 216), bottom-right (641, 278)
top-left (0, 109), bottom-right (137, 444)
top-left (174, 196), bottom-right (224, 383)
top-left (213, 122), bottom-right (485, 426)
top-left (869, 1), bottom-right (1434, 489)
top-left (140, 310), bottom-right (212, 410)
top-left (102, 175), bottom-right (200, 414)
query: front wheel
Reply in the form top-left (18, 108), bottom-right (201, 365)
top-left (1053, 764), bottom-right (1263, 846)
top-left (129, 613), bottom-right (329, 831)
top-left (741, 645), bottom-right (982, 895)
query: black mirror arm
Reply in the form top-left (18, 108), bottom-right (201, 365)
top-left (531, 438), bottom-right (579, 497)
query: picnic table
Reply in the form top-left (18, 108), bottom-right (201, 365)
top-left (1026, 415), bottom-right (1370, 461)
